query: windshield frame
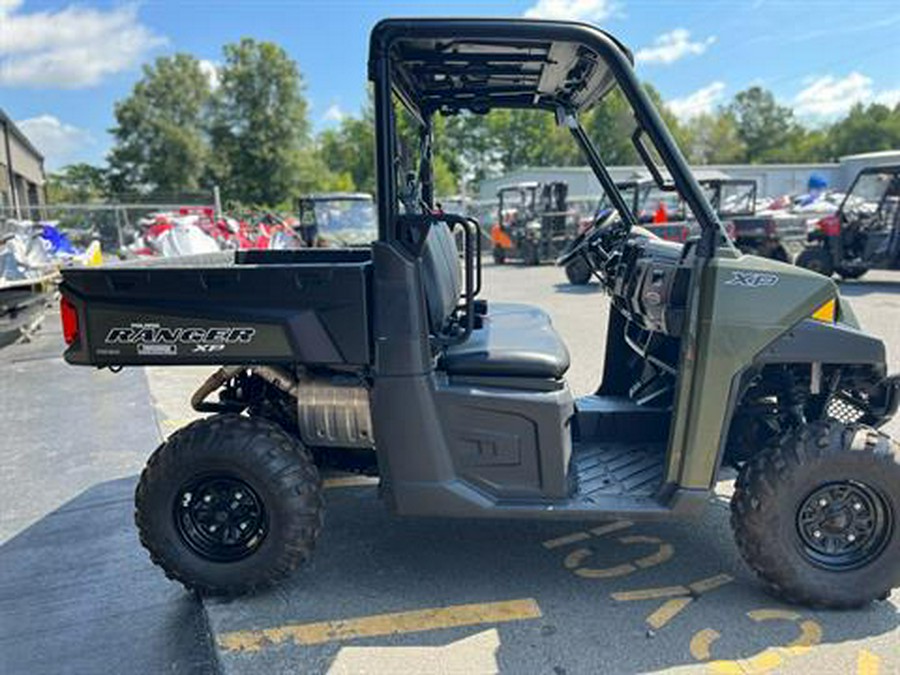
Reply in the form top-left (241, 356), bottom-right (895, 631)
top-left (371, 19), bottom-right (725, 256)
top-left (840, 167), bottom-right (900, 222)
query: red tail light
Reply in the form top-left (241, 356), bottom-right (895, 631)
top-left (818, 214), bottom-right (841, 237)
top-left (60, 296), bottom-right (79, 345)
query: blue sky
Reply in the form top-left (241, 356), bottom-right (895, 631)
top-left (2, 0), bottom-right (899, 170)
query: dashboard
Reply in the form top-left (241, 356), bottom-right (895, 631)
top-left (609, 237), bottom-right (693, 338)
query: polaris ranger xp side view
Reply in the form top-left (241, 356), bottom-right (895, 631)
top-left (58, 18), bottom-right (900, 607)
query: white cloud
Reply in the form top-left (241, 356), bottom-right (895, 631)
top-left (667, 82), bottom-right (726, 121)
top-left (636, 29), bottom-right (716, 65)
top-left (322, 103), bottom-right (347, 124)
top-left (0, 3), bottom-right (166, 88)
top-left (198, 59), bottom-right (220, 90)
top-left (16, 115), bottom-right (93, 167)
top-left (524, 0), bottom-right (617, 22)
top-left (793, 72), bottom-right (900, 118)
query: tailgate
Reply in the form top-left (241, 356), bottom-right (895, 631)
top-left (60, 252), bottom-right (371, 367)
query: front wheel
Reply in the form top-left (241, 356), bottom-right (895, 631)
top-left (135, 414), bottom-right (324, 595)
top-left (796, 246), bottom-right (834, 277)
top-left (731, 421), bottom-right (900, 608)
top-left (565, 255), bottom-right (592, 285)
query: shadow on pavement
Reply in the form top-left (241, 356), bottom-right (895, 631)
top-left (206, 485), bottom-right (899, 675)
top-left (553, 282), bottom-right (600, 295)
top-left (0, 476), bottom-right (217, 675)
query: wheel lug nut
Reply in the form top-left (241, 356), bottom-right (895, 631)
top-left (813, 530), bottom-right (822, 538)
top-left (234, 491), bottom-right (243, 500)
top-left (203, 494), bottom-right (212, 503)
top-left (239, 522), bottom-right (248, 530)
top-left (818, 498), bottom-right (828, 507)
top-left (853, 502), bottom-right (863, 511)
top-left (847, 534), bottom-right (856, 543)
top-left (209, 524), bottom-right (218, 532)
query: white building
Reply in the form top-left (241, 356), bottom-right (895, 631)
top-left (0, 108), bottom-right (47, 217)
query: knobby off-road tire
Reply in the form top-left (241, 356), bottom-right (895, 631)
top-left (565, 256), bottom-right (593, 285)
top-left (795, 246), bottom-right (834, 278)
top-left (135, 414), bottom-right (324, 596)
top-left (731, 421), bottom-right (900, 608)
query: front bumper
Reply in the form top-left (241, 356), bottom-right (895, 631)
top-left (867, 374), bottom-right (900, 427)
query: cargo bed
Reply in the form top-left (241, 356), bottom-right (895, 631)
top-left (60, 249), bottom-right (372, 367)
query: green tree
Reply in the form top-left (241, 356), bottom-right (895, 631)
top-left (727, 86), bottom-right (795, 162)
top-left (682, 111), bottom-right (746, 164)
top-left (827, 103), bottom-right (900, 158)
top-left (210, 39), bottom-right (311, 205)
top-left (108, 54), bottom-right (212, 195)
top-left (46, 163), bottom-right (110, 203)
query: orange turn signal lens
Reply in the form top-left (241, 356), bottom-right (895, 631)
top-left (811, 298), bottom-right (836, 324)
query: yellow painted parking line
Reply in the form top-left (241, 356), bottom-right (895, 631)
top-left (322, 475), bottom-right (379, 489)
top-left (646, 597), bottom-right (692, 630)
top-left (621, 536), bottom-right (674, 568)
top-left (696, 609), bottom-right (823, 674)
top-left (688, 574), bottom-right (733, 594)
top-left (542, 531), bottom-right (591, 549)
top-left (611, 574), bottom-right (734, 630)
top-left (611, 584), bottom-right (687, 602)
top-left (858, 649), bottom-right (881, 675)
top-left (689, 628), bottom-right (720, 661)
top-left (217, 598), bottom-right (542, 654)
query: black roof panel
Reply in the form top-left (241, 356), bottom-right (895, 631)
top-left (369, 18), bottom-right (633, 115)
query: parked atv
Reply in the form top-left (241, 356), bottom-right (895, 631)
top-left (59, 18), bottom-right (900, 608)
top-left (797, 165), bottom-right (900, 279)
top-left (297, 192), bottom-right (377, 247)
top-left (492, 181), bottom-right (575, 265)
top-left (702, 179), bottom-right (792, 262)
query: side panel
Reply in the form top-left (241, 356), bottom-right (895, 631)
top-left (667, 255), bottom-right (837, 488)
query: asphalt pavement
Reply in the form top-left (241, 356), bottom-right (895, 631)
top-left (1, 263), bottom-right (899, 674)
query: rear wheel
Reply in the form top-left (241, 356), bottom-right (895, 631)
top-left (523, 241), bottom-right (541, 266)
top-left (796, 247), bottom-right (834, 277)
top-left (565, 256), bottom-right (593, 285)
top-left (731, 421), bottom-right (900, 608)
top-left (135, 414), bottom-right (323, 595)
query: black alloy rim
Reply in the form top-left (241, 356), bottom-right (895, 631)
top-left (174, 474), bottom-right (268, 562)
top-left (796, 480), bottom-right (891, 571)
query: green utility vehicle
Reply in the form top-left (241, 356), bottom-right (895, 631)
top-left (58, 18), bottom-right (900, 607)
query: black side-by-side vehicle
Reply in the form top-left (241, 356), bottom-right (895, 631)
top-left (59, 18), bottom-right (900, 608)
top-left (797, 165), bottom-right (900, 279)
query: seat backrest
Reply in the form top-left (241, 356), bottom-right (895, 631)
top-left (420, 221), bottom-right (462, 334)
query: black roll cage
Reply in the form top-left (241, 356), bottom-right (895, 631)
top-left (368, 18), bottom-right (723, 257)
